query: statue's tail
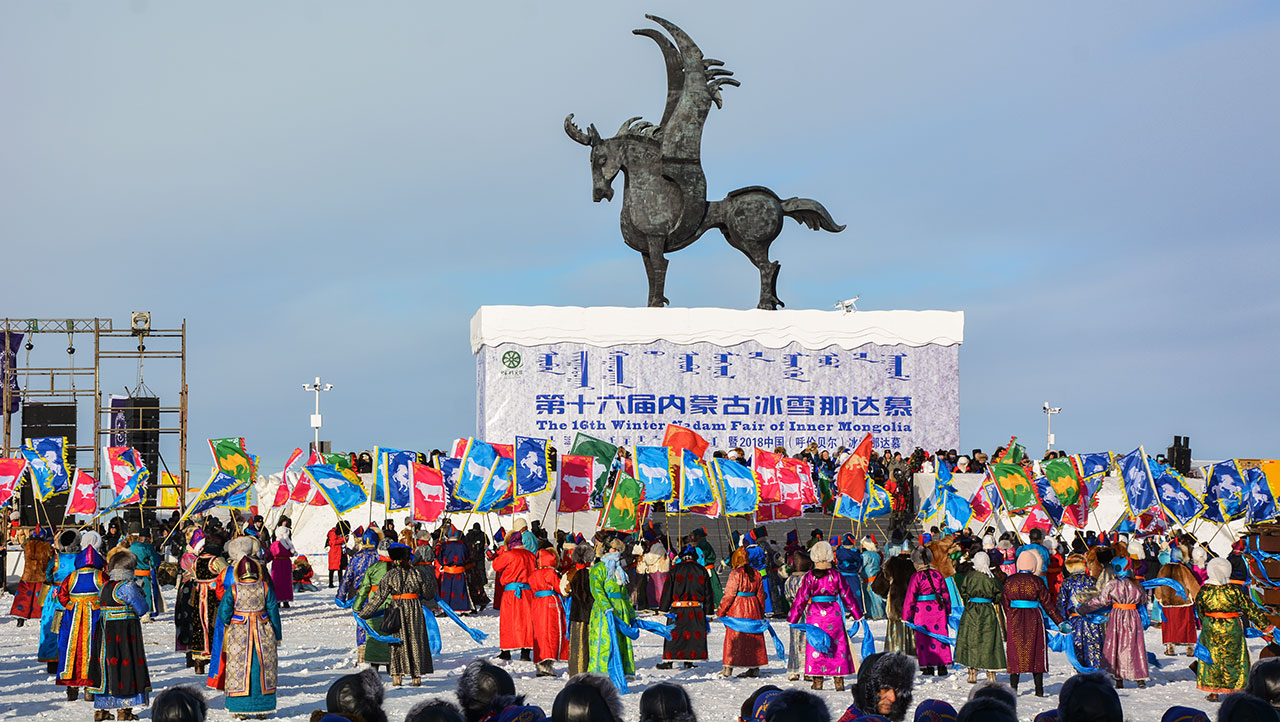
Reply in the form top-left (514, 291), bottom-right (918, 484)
top-left (781, 197), bottom-right (845, 233)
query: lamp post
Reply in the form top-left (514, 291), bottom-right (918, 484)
top-left (1043, 402), bottom-right (1061, 452)
top-left (303, 376), bottom-right (334, 456)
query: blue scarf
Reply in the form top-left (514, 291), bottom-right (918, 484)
top-left (604, 608), bottom-right (672, 693)
top-left (719, 616), bottom-right (787, 661)
top-left (602, 552), bottom-right (628, 586)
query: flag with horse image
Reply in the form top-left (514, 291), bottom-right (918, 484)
top-left (569, 433), bottom-right (618, 509)
top-left (380, 450), bottom-right (415, 511)
top-left (1149, 456), bottom-right (1206, 525)
top-left (991, 461), bottom-right (1037, 513)
top-left (1204, 460), bottom-right (1248, 521)
top-left (1117, 447), bottom-right (1157, 516)
top-left (438, 457), bottom-right (474, 513)
top-left (513, 436), bottom-right (552, 497)
top-left (599, 474), bottom-right (643, 532)
top-left (454, 438), bottom-right (501, 504)
top-left (22, 436), bottom-right (70, 501)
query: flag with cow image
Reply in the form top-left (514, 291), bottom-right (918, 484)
top-left (514, 436), bottom-right (552, 497)
top-left (836, 433), bottom-right (873, 503)
top-left (752, 447), bottom-right (782, 503)
top-left (66, 469), bottom-right (98, 515)
top-left (438, 457), bottom-right (473, 513)
top-left (677, 449), bottom-right (715, 509)
top-left (779, 456), bottom-right (819, 507)
top-left (0, 456), bottom-right (29, 507)
top-left (568, 433), bottom-right (618, 509)
top-left (1150, 456), bottom-right (1205, 525)
top-left (23, 437), bottom-right (70, 500)
top-left (599, 474), bottom-right (643, 532)
top-left (454, 438), bottom-right (501, 504)
top-left (209, 437), bottom-right (256, 484)
top-left (990, 461), bottom-right (1037, 513)
top-left (1117, 447), bottom-right (1157, 516)
top-left (632, 445), bottom-right (673, 502)
top-left (411, 461), bottom-right (447, 522)
top-left (1043, 457), bottom-right (1085, 527)
top-left (712, 457), bottom-right (758, 515)
top-left (557, 454), bottom-right (595, 513)
top-left (662, 423), bottom-right (709, 460)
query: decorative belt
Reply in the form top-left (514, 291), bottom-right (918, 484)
top-left (1206, 612), bottom-right (1240, 619)
top-left (737, 591), bottom-right (756, 597)
top-left (392, 593), bottom-right (419, 600)
top-left (533, 590), bottom-right (557, 598)
top-left (671, 601), bottom-right (701, 608)
top-left (1230, 580), bottom-right (1248, 586)
top-left (370, 584), bottom-right (380, 593)
top-left (968, 597), bottom-right (992, 604)
top-left (607, 592), bottom-right (627, 599)
top-left (134, 570), bottom-right (152, 577)
top-left (810, 595), bottom-right (837, 603)
top-left (505, 583), bottom-right (531, 599)
top-left (104, 609), bottom-right (137, 622)
top-left (230, 611), bottom-right (268, 624)
top-left (1009, 600), bottom-right (1040, 609)
top-left (916, 594), bottom-right (939, 601)
top-left (441, 565), bottom-right (467, 574)
top-left (1113, 603), bottom-right (1137, 610)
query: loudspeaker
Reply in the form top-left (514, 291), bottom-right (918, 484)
top-left (122, 397), bottom-right (161, 503)
top-left (19, 402), bottom-right (76, 526)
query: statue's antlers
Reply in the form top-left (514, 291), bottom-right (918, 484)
top-left (564, 114), bottom-right (599, 147)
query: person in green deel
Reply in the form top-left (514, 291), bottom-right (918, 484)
top-left (587, 538), bottom-right (635, 678)
top-left (354, 539), bottom-right (393, 672)
top-left (127, 524), bottom-right (163, 621)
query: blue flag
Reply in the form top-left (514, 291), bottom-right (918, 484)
top-left (372, 446), bottom-right (404, 505)
top-left (306, 464), bottom-right (369, 514)
top-left (679, 449), bottom-right (715, 509)
top-left (633, 446), bottom-right (673, 502)
top-left (864, 482), bottom-right (893, 519)
top-left (1245, 466), bottom-right (1276, 524)
top-left (385, 450), bottom-right (415, 511)
top-left (713, 458), bottom-right (758, 515)
top-left (1032, 476), bottom-right (1065, 527)
top-left (834, 493), bottom-right (861, 519)
top-left (1207, 461), bottom-right (1247, 521)
top-left (185, 471), bottom-right (249, 518)
top-left (513, 436), bottom-right (551, 497)
top-left (1150, 457), bottom-right (1205, 525)
top-left (944, 487), bottom-right (974, 530)
top-left (475, 457), bottom-right (514, 513)
top-left (438, 457), bottom-right (473, 513)
top-left (455, 439), bottom-right (500, 504)
top-left (22, 437), bottom-right (70, 501)
top-left (1118, 448), bottom-right (1156, 514)
top-left (1078, 452), bottom-right (1113, 481)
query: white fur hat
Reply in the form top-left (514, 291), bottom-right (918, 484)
top-left (809, 541), bottom-right (834, 565)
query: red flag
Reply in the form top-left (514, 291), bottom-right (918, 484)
top-left (969, 480), bottom-right (993, 524)
top-left (836, 433), bottom-right (873, 502)
top-left (1021, 506), bottom-right (1053, 535)
top-left (663, 424), bottom-right (709, 460)
top-left (0, 457), bottom-right (29, 507)
top-left (411, 462), bottom-right (446, 522)
top-left (494, 444), bottom-right (514, 460)
top-left (67, 469), bottom-right (98, 515)
top-left (558, 455), bottom-right (594, 513)
top-left (756, 498), bottom-right (802, 524)
top-left (779, 457), bottom-right (817, 506)
top-left (753, 448), bottom-right (782, 503)
top-left (449, 438), bottom-right (468, 459)
top-left (273, 448), bottom-right (303, 508)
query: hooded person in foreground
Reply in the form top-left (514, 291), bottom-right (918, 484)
top-left (455, 659), bottom-right (518, 722)
top-left (550, 673), bottom-right (622, 722)
top-left (839, 651), bottom-right (916, 722)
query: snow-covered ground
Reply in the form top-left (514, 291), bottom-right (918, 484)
top-left (0, 579), bottom-right (1262, 722)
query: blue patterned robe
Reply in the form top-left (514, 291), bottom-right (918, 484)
top-left (860, 549), bottom-right (886, 619)
top-left (38, 552), bottom-right (79, 662)
top-left (1056, 572), bottom-right (1104, 669)
top-left (128, 541), bottom-right (163, 615)
top-left (336, 549), bottom-right (379, 645)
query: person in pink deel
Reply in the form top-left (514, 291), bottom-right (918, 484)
top-left (267, 527), bottom-right (296, 609)
top-left (902, 546), bottom-right (953, 676)
top-left (787, 541), bottom-right (862, 691)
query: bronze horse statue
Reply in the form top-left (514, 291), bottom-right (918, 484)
top-left (565, 15), bottom-right (845, 309)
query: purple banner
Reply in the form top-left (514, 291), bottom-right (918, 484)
top-left (2, 332), bottom-right (20, 415)
top-left (110, 395), bottom-right (128, 446)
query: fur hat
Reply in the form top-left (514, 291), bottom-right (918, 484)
top-left (1219, 692), bottom-right (1278, 722)
top-left (910, 546), bottom-right (933, 569)
top-left (388, 543), bottom-right (411, 563)
top-left (1064, 554), bottom-right (1088, 574)
top-left (404, 699), bottom-right (465, 722)
top-left (1057, 672), bottom-right (1121, 722)
top-left (854, 653), bottom-right (916, 721)
top-left (1192, 545), bottom-right (1208, 565)
top-left (572, 544), bottom-right (596, 566)
top-left (637, 682), bottom-right (697, 722)
top-left (56, 529), bottom-right (81, 554)
top-left (107, 548), bottom-right (137, 579)
top-left (324, 668), bottom-right (386, 722)
top-left (809, 541), bottom-right (834, 566)
top-left (151, 685), bottom-right (208, 722)
top-left (967, 680), bottom-right (1016, 714)
top-left (757, 689), bottom-right (829, 722)
top-left (456, 659), bottom-right (516, 719)
top-left (861, 535), bottom-right (878, 552)
top-left (551, 674), bottom-right (623, 722)
top-left (1127, 539), bottom-right (1145, 559)
top-left (226, 535), bottom-right (260, 563)
top-left (956, 698), bottom-right (1016, 722)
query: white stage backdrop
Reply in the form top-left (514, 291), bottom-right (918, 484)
top-left (473, 307), bottom-right (962, 455)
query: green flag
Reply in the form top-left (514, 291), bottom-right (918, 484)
top-left (323, 452), bottom-right (364, 488)
top-left (991, 462), bottom-right (1037, 512)
top-left (209, 437), bottom-right (256, 484)
top-left (599, 474), bottom-right (643, 532)
top-left (569, 433), bottom-right (617, 506)
top-left (1000, 441), bottom-right (1026, 465)
top-left (1043, 458), bottom-right (1081, 507)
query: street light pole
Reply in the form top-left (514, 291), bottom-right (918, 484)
top-left (303, 376), bottom-right (334, 456)
top-left (1043, 402), bottom-right (1061, 452)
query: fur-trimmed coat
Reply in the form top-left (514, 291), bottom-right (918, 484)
top-left (877, 554), bottom-right (917, 622)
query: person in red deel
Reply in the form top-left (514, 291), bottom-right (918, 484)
top-left (717, 543), bottom-right (768, 678)
top-left (491, 533), bottom-right (535, 661)
top-left (325, 521), bottom-right (350, 588)
top-left (528, 547), bottom-right (569, 676)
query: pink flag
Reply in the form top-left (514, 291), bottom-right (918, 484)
top-left (969, 480), bottom-right (993, 523)
top-left (778, 457), bottom-right (817, 506)
top-left (274, 448), bottom-right (303, 508)
top-left (753, 448), bottom-right (782, 504)
top-left (558, 455), bottom-right (594, 513)
top-left (449, 438), bottom-right (468, 459)
top-left (106, 447), bottom-right (145, 503)
top-left (411, 462), bottom-right (446, 522)
top-left (0, 457), bottom-right (28, 508)
top-left (67, 469), bottom-right (98, 515)
top-left (1020, 506), bottom-right (1053, 535)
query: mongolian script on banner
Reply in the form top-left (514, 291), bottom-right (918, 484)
top-left (477, 338), bottom-right (958, 454)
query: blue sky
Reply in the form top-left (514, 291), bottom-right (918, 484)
top-left (2, 2), bottom-right (1277, 473)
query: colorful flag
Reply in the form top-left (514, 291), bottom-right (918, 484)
top-left (0, 457), bottom-right (29, 507)
top-left (752, 448), bottom-right (782, 503)
top-left (1117, 447), bottom-right (1156, 515)
top-left (836, 433), bottom-right (874, 503)
top-left (862, 482), bottom-right (893, 519)
top-left (209, 437), bottom-right (256, 484)
top-left (1031, 476), bottom-right (1064, 527)
top-left (996, 438), bottom-right (1025, 465)
top-left (1078, 452), bottom-right (1113, 482)
top-left (66, 469), bottom-right (98, 515)
top-left (383, 450), bottom-right (415, 511)
top-left (943, 487), bottom-right (973, 530)
top-left (678, 449), bottom-right (715, 509)
top-left (475, 457), bottom-right (514, 513)
top-left (305, 463), bottom-right (368, 514)
top-left (969, 481), bottom-right (993, 524)
top-left (1251, 462), bottom-right (1280, 524)
top-left (633, 446), bottom-right (673, 502)
top-left (273, 448), bottom-right (302, 507)
top-left (1021, 506), bottom-right (1053, 535)
top-left (1043, 458), bottom-right (1085, 528)
top-left (1206, 461), bottom-right (1248, 521)
top-left (991, 462), bottom-right (1037, 513)
top-left (599, 474), bottom-right (643, 532)
top-left (411, 462), bottom-right (446, 522)
top-left (514, 436), bottom-right (552, 497)
top-left (455, 439), bottom-right (501, 504)
top-left (105, 446), bottom-right (148, 504)
top-left (834, 493), bottom-right (861, 519)
top-left (1150, 457), bottom-right (1206, 525)
top-left (779, 457), bottom-right (818, 507)
top-left (569, 433), bottom-right (618, 508)
top-left (217, 458), bottom-right (253, 509)
top-left (159, 471), bottom-right (183, 509)
top-left (662, 424), bottom-right (709, 460)
top-left (371, 446), bottom-right (400, 504)
top-left (755, 495), bottom-right (803, 524)
top-left (23, 437), bottom-right (70, 500)
top-left (713, 457), bottom-right (758, 516)
top-left (556, 454), bottom-right (594, 513)
top-left (438, 457), bottom-right (473, 513)
top-left (181, 471), bottom-right (249, 521)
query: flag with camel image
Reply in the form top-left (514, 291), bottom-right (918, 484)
top-left (599, 474), bottom-right (643, 532)
top-left (991, 461), bottom-right (1037, 513)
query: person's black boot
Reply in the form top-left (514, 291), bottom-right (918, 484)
top-left (519, 649), bottom-right (531, 662)
top-left (656, 661), bottom-right (672, 669)
top-left (1034, 673), bottom-right (1045, 697)
top-left (47, 662), bottom-right (57, 674)
top-left (497, 650), bottom-right (511, 661)
top-left (15, 619), bottom-right (24, 627)
top-left (67, 687), bottom-right (79, 701)
top-left (1010, 673), bottom-right (1020, 691)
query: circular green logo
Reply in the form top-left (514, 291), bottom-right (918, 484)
top-left (501, 351), bottom-right (522, 369)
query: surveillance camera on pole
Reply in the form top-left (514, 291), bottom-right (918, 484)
top-left (1042, 402), bottom-right (1061, 450)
